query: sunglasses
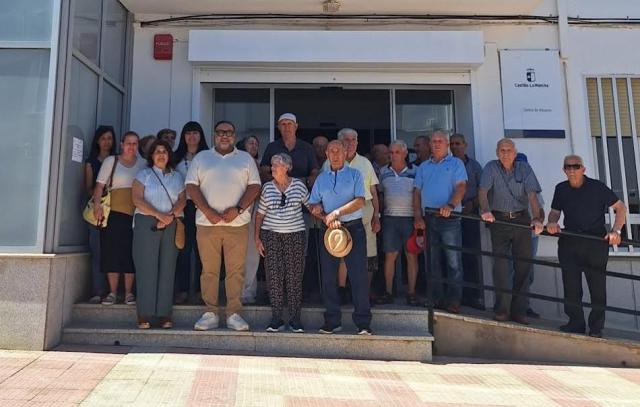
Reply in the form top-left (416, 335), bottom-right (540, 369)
top-left (280, 193), bottom-right (286, 207)
top-left (563, 164), bottom-right (583, 170)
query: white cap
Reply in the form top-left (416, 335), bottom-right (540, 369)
top-left (277, 113), bottom-right (297, 124)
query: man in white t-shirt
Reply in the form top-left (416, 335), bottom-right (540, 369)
top-left (186, 120), bottom-right (261, 331)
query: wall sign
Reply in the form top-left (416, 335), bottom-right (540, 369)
top-left (499, 50), bottom-right (566, 138)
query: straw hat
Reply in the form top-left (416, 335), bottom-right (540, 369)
top-left (324, 227), bottom-right (353, 258)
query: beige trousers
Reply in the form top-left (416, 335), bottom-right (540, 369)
top-left (197, 224), bottom-right (249, 316)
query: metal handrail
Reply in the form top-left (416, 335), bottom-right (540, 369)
top-left (421, 208), bottom-right (640, 336)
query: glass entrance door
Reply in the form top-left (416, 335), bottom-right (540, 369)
top-left (274, 87), bottom-right (390, 155)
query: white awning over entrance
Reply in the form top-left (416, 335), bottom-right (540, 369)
top-left (187, 30), bottom-right (484, 68)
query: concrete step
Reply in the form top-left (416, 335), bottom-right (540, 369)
top-left (69, 303), bottom-right (430, 334)
top-left (61, 324), bottom-right (433, 362)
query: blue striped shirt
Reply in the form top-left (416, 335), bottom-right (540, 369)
top-left (379, 164), bottom-right (416, 217)
top-left (258, 178), bottom-right (309, 233)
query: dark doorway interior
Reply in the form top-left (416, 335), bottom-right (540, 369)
top-left (274, 87), bottom-right (391, 156)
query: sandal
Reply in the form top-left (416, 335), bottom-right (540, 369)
top-left (160, 318), bottom-right (173, 329)
top-left (137, 318), bottom-right (151, 329)
top-left (406, 294), bottom-right (421, 307)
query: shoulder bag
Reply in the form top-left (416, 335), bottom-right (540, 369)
top-left (83, 156), bottom-right (118, 227)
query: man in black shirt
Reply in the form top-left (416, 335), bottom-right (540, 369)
top-left (260, 113), bottom-right (319, 187)
top-left (546, 154), bottom-right (626, 338)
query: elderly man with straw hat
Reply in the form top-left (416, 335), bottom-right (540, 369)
top-left (309, 140), bottom-right (372, 335)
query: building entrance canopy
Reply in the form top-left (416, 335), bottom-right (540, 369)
top-left (188, 30), bottom-right (484, 68)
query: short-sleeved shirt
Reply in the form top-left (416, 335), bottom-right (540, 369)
top-left (379, 164), bottom-right (416, 217)
top-left (308, 165), bottom-right (365, 222)
top-left (462, 155), bottom-right (483, 203)
top-left (185, 148), bottom-right (261, 227)
top-left (96, 155), bottom-right (146, 190)
top-left (551, 176), bottom-right (619, 236)
top-left (414, 154), bottom-right (467, 211)
top-left (479, 160), bottom-right (541, 212)
top-left (134, 167), bottom-right (185, 215)
top-left (258, 178), bottom-right (309, 233)
top-left (322, 153), bottom-right (379, 200)
top-left (260, 138), bottom-right (318, 179)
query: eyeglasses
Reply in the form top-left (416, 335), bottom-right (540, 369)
top-left (214, 130), bottom-right (234, 137)
top-left (280, 193), bottom-right (286, 207)
top-left (563, 163), bottom-right (583, 170)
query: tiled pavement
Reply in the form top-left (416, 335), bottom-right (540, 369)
top-left (0, 345), bottom-right (639, 406)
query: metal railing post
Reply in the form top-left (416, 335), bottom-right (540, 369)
top-left (425, 210), bottom-right (435, 335)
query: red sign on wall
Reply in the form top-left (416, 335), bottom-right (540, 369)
top-left (154, 34), bottom-right (173, 60)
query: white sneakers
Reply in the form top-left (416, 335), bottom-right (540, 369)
top-left (194, 312), bottom-right (219, 331)
top-left (193, 312), bottom-right (250, 331)
top-left (226, 313), bottom-right (250, 331)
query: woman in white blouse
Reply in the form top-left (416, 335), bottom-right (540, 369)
top-left (131, 139), bottom-right (186, 329)
top-left (92, 131), bottom-right (146, 306)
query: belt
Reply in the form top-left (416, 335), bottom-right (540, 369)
top-left (492, 210), bottom-right (526, 219)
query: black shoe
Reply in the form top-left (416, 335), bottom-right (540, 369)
top-left (588, 330), bottom-right (603, 338)
top-left (289, 320), bottom-right (305, 333)
top-left (375, 292), bottom-right (394, 305)
top-left (526, 308), bottom-right (541, 319)
top-left (559, 323), bottom-right (586, 334)
top-left (266, 319), bottom-right (285, 332)
top-left (406, 294), bottom-right (421, 307)
top-left (462, 299), bottom-right (486, 311)
top-left (357, 326), bottom-right (373, 335)
top-left (319, 322), bottom-right (343, 334)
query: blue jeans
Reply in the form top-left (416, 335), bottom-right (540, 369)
top-left (319, 220), bottom-right (371, 328)
top-left (427, 217), bottom-right (463, 305)
top-left (88, 224), bottom-right (105, 296)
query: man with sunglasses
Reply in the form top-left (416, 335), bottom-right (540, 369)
top-left (546, 155), bottom-right (626, 338)
top-left (186, 120), bottom-right (261, 332)
top-left (479, 138), bottom-right (543, 325)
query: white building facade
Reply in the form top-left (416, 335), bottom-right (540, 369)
top-left (1, 0), bottom-right (639, 350)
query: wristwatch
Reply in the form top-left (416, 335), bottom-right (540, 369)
top-left (236, 205), bottom-right (244, 214)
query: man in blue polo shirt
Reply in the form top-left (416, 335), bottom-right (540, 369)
top-left (309, 140), bottom-right (371, 335)
top-left (413, 130), bottom-right (467, 313)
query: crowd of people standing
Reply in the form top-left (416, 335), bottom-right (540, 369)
top-left (84, 113), bottom-right (626, 338)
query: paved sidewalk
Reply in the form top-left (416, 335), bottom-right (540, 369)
top-left (0, 345), bottom-right (639, 406)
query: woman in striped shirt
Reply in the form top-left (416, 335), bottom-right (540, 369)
top-left (255, 153), bottom-right (309, 333)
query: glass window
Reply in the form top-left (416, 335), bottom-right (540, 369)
top-left (214, 88), bottom-right (270, 158)
top-left (101, 0), bottom-right (127, 84)
top-left (0, 50), bottom-right (50, 246)
top-left (57, 58), bottom-right (99, 247)
top-left (0, 0), bottom-right (53, 41)
top-left (395, 90), bottom-right (454, 147)
top-left (101, 81), bottom-right (123, 137)
top-left (73, 0), bottom-right (101, 65)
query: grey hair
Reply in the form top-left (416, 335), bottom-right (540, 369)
top-left (563, 154), bottom-right (584, 166)
top-left (496, 138), bottom-right (516, 150)
top-left (389, 139), bottom-right (408, 153)
top-left (431, 129), bottom-right (450, 141)
top-left (271, 153), bottom-right (293, 171)
top-left (337, 128), bottom-right (358, 140)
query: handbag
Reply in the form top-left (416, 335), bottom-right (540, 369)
top-left (151, 169), bottom-right (185, 249)
top-left (83, 156), bottom-right (118, 227)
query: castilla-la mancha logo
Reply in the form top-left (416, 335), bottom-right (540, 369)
top-left (526, 68), bottom-right (536, 83)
